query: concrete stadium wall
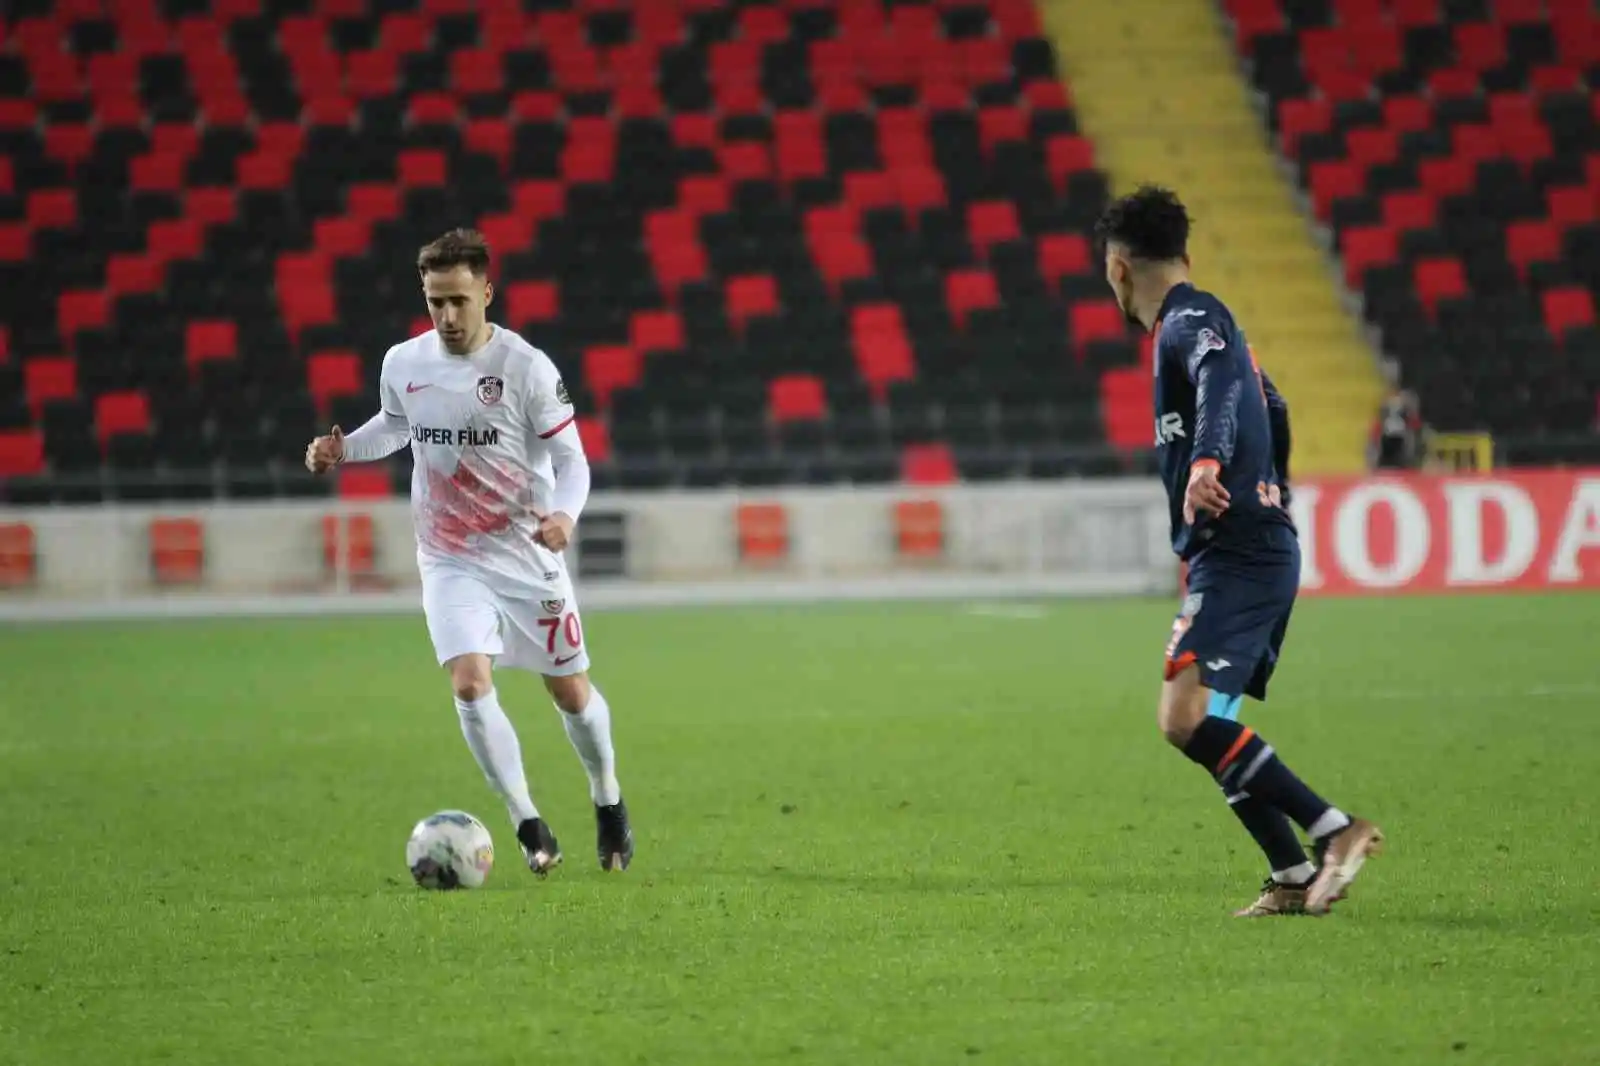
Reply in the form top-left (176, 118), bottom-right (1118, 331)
top-left (0, 480), bottom-right (1179, 621)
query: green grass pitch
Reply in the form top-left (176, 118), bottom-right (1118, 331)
top-left (1, 593), bottom-right (1597, 1066)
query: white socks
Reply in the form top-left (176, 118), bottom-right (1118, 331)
top-left (559, 686), bottom-right (621, 807)
top-left (455, 689), bottom-right (539, 825)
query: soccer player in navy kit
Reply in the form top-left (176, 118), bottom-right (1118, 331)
top-left (1095, 186), bottom-right (1383, 917)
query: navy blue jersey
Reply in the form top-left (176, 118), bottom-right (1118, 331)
top-left (1151, 283), bottom-right (1295, 560)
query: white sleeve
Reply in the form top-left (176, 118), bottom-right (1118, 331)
top-left (544, 421), bottom-right (591, 522)
top-left (526, 352), bottom-right (577, 441)
top-left (341, 349), bottom-right (410, 462)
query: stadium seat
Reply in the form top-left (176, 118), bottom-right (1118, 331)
top-left (3, 0), bottom-right (1131, 494)
top-left (0, 430), bottom-right (45, 479)
top-left (735, 502), bottom-right (789, 563)
top-left (893, 498), bottom-right (945, 560)
top-left (148, 517), bottom-right (204, 585)
top-left (1233, 0), bottom-right (1600, 453)
top-left (901, 443), bottom-right (958, 485)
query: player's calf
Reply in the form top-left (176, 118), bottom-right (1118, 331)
top-left (544, 672), bottom-right (632, 871)
top-left (1162, 665), bottom-right (1377, 912)
top-left (446, 652), bottom-right (551, 874)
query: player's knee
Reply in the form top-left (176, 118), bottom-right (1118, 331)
top-left (1157, 668), bottom-right (1209, 748)
top-left (447, 654), bottom-right (493, 703)
top-left (544, 672), bottom-right (590, 715)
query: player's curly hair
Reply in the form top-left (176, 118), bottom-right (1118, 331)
top-left (1093, 185), bottom-right (1191, 263)
top-left (417, 228), bottom-right (491, 277)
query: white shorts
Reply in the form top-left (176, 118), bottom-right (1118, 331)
top-left (419, 562), bottom-right (591, 677)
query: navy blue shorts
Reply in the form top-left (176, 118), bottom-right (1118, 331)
top-left (1164, 535), bottom-right (1301, 701)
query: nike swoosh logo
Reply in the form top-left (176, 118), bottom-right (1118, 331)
top-left (554, 653), bottom-right (581, 666)
top-left (406, 382), bottom-right (432, 393)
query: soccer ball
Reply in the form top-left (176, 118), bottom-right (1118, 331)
top-left (405, 810), bottom-right (495, 890)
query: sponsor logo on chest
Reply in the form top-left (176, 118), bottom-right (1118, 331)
top-left (406, 372), bottom-right (511, 448)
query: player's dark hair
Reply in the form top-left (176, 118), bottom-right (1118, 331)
top-left (417, 228), bottom-right (491, 277)
top-left (1093, 185), bottom-right (1191, 263)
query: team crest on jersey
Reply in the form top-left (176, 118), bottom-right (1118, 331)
top-left (476, 375), bottom-right (504, 406)
top-left (541, 598), bottom-right (565, 616)
top-left (555, 377), bottom-right (570, 405)
top-left (1194, 329), bottom-right (1225, 357)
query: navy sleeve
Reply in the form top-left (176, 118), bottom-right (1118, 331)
top-left (1184, 325), bottom-right (1244, 468)
top-left (1261, 370), bottom-right (1291, 486)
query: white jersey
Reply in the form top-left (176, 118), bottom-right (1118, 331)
top-left (376, 327), bottom-right (575, 594)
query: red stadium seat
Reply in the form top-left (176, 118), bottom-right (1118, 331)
top-left (725, 275), bottom-right (780, 331)
top-left (768, 375), bottom-right (827, 423)
top-left (1072, 302), bottom-right (1129, 357)
top-left (307, 351), bottom-right (364, 409)
top-left (944, 269), bottom-right (999, 329)
top-left (1547, 186), bottom-right (1597, 226)
top-left (1037, 233), bottom-right (1092, 288)
top-left (583, 345), bottom-right (641, 408)
top-left (1413, 258), bottom-right (1468, 315)
top-left (1543, 287), bottom-right (1595, 336)
top-left (24, 357), bottom-right (77, 412)
top-left (27, 190), bottom-right (77, 230)
top-left (1309, 161), bottom-right (1366, 220)
top-left (966, 201), bottom-right (1022, 255)
top-left (1505, 221), bottom-right (1562, 279)
top-left (478, 212), bottom-right (535, 257)
top-left (1380, 190), bottom-right (1436, 233)
top-left (1418, 157), bottom-right (1475, 199)
top-left (901, 443), bottom-right (957, 485)
top-left (506, 280), bottom-right (559, 327)
top-left (1383, 95), bottom-right (1434, 133)
top-left (1278, 98), bottom-right (1334, 155)
top-left (630, 309), bottom-right (685, 355)
top-left (185, 321), bottom-right (238, 368)
top-left (397, 150), bottom-right (448, 187)
top-left (148, 219), bottom-right (205, 265)
top-left (576, 417), bottom-right (612, 465)
top-left (679, 175), bottom-right (730, 217)
top-left (1342, 226), bottom-right (1399, 288)
top-left (464, 119), bottom-right (512, 167)
top-left (95, 391), bottom-right (152, 443)
top-left (1100, 367), bottom-right (1154, 451)
top-left (0, 433), bottom-right (45, 480)
top-left (1346, 128), bottom-right (1399, 168)
top-left (57, 289), bottom-right (110, 337)
top-left (1044, 136), bottom-right (1096, 191)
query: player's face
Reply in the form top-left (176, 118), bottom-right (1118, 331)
top-left (423, 266), bottom-right (494, 355)
top-left (1104, 244), bottom-right (1139, 326)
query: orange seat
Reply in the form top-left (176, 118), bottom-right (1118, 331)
top-left (736, 502), bottom-right (789, 563)
top-left (0, 522), bottom-right (36, 587)
top-left (149, 517), bottom-right (204, 585)
top-left (322, 513), bottom-right (376, 576)
top-left (893, 499), bottom-right (944, 560)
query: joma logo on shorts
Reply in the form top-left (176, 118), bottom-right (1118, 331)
top-left (1155, 412), bottom-right (1186, 446)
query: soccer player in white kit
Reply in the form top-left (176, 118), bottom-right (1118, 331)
top-left (304, 228), bottom-right (633, 875)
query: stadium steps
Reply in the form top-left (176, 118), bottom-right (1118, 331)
top-left (1037, 0), bottom-right (1383, 473)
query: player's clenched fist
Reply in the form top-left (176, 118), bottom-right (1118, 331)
top-left (535, 511), bottom-right (575, 552)
top-left (305, 425), bottom-right (345, 474)
top-left (1183, 460), bottom-right (1230, 524)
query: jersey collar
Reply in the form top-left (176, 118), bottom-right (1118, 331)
top-left (1152, 282), bottom-right (1197, 332)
